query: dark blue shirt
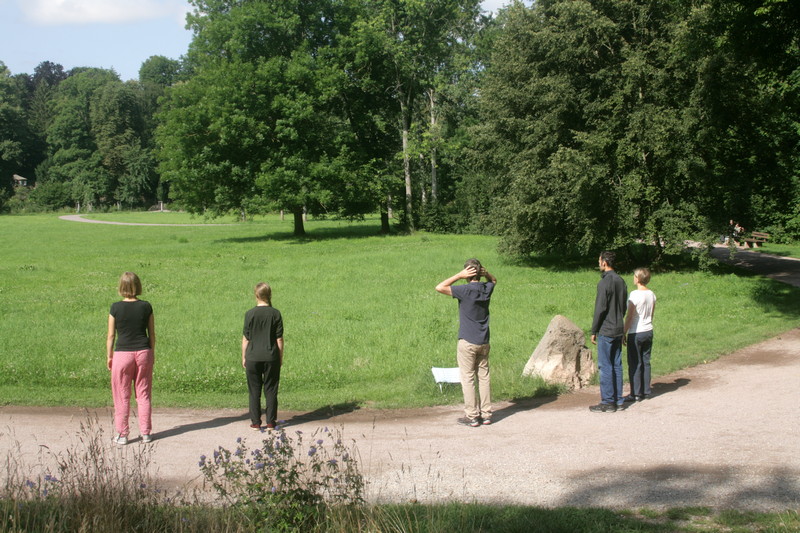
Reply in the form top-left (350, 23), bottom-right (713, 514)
top-left (451, 281), bottom-right (495, 345)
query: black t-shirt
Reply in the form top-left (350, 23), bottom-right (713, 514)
top-left (110, 299), bottom-right (153, 351)
top-left (243, 305), bottom-right (283, 362)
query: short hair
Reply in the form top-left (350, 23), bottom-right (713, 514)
top-left (634, 267), bottom-right (651, 285)
top-left (255, 282), bottom-right (272, 306)
top-left (464, 258), bottom-right (482, 281)
top-left (118, 272), bottom-right (142, 298)
top-left (599, 251), bottom-right (616, 268)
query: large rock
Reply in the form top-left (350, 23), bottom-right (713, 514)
top-left (522, 315), bottom-right (595, 389)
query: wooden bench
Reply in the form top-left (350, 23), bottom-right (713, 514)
top-left (743, 231), bottom-right (770, 248)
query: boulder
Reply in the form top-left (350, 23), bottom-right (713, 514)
top-left (522, 315), bottom-right (595, 389)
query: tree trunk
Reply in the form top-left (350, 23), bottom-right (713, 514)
top-left (293, 207), bottom-right (306, 236)
top-left (401, 100), bottom-right (414, 230)
top-left (380, 209), bottom-right (390, 234)
top-left (429, 89), bottom-right (438, 202)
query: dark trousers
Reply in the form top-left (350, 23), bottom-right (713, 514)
top-left (245, 360), bottom-right (281, 426)
top-left (627, 330), bottom-right (653, 397)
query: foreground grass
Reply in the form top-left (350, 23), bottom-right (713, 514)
top-left (1, 499), bottom-right (797, 532)
top-left (1, 212), bottom-right (799, 410)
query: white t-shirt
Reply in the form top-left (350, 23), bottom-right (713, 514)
top-left (628, 289), bottom-right (656, 333)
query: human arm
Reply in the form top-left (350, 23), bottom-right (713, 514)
top-left (106, 315), bottom-right (116, 370)
top-left (622, 300), bottom-right (636, 345)
top-left (147, 312), bottom-right (156, 356)
top-left (480, 267), bottom-right (497, 285)
top-left (277, 337), bottom-right (284, 366)
top-left (435, 267), bottom-right (477, 296)
top-left (241, 336), bottom-right (249, 368)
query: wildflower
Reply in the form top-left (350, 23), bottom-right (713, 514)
top-left (43, 474), bottom-right (58, 483)
top-left (24, 480), bottom-right (35, 489)
top-left (140, 483), bottom-right (147, 489)
top-left (328, 459), bottom-right (338, 466)
top-left (254, 462), bottom-right (265, 470)
top-left (317, 439), bottom-right (324, 445)
top-left (271, 486), bottom-right (277, 494)
top-left (308, 446), bottom-right (317, 457)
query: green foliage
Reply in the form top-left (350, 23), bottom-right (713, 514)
top-left (470, 0), bottom-right (800, 258)
top-left (200, 427), bottom-right (363, 530)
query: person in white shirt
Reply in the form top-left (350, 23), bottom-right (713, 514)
top-left (623, 268), bottom-right (656, 402)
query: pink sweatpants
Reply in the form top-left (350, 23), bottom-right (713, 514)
top-left (110, 349), bottom-right (154, 437)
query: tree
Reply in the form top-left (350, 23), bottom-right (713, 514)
top-left (0, 62), bottom-right (31, 206)
top-left (158, 0), bottom-right (375, 235)
top-left (469, 0), bottom-right (800, 259)
top-left (347, 0), bottom-right (483, 229)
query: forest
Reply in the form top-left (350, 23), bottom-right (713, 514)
top-left (0, 0), bottom-right (798, 256)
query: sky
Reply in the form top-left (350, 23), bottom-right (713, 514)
top-left (0, 0), bottom-right (517, 82)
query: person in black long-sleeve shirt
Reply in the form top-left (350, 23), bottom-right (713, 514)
top-left (589, 251), bottom-right (627, 412)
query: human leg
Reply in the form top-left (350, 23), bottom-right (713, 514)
top-left (637, 331), bottom-right (653, 396)
top-left (245, 360), bottom-right (265, 425)
top-left (456, 339), bottom-right (480, 420)
top-left (627, 333), bottom-right (643, 397)
top-left (611, 336), bottom-right (624, 405)
top-left (596, 336), bottom-right (615, 405)
top-left (262, 362), bottom-right (281, 427)
top-left (111, 351), bottom-right (136, 437)
top-left (133, 349), bottom-right (154, 436)
top-left (475, 344), bottom-right (492, 421)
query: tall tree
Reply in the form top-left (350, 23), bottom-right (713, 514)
top-left (0, 62), bottom-right (30, 206)
top-left (470, 0), bottom-right (799, 258)
top-left (348, 0), bottom-right (482, 229)
top-left (158, 0), bottom-right (373, 235)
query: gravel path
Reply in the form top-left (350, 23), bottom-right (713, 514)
top-left (58, 214), bottom-right (233, 226)
top-left (2, 247), bottom-right (798, 511)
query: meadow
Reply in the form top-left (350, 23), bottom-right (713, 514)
top-left (1, 212), bottom-right (799, 410)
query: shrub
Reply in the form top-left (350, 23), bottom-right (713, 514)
top-left (199, 426), bottom-right (363, 531)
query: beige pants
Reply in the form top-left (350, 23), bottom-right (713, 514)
top-left (457, 339), bottom-right (492, 421)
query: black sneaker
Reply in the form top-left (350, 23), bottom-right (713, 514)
top-left (589, 403), bottom-right (617, 413)
top-left (458, 417), bottom-right (480, 427)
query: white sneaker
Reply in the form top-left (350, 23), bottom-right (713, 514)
top-left (141, 434), bottom-right (153, 444)
top-left (114, 435), bottom-right (128, 445)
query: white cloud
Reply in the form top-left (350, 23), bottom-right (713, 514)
top-left (19, 0), bottom-right (188, 25)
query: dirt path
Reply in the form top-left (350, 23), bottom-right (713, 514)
top-left (58, 214), bottom-right (233, 226)
top-left (2, 248), bottom-right (799, 511)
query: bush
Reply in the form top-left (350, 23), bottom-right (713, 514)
top-left (199, 426), bottom-right (363, 531)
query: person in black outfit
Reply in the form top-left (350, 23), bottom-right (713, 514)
top-left (242, 282), bottom-right (284, 430)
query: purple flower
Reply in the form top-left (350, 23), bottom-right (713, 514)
top-left (308, 447), bottom-right (317, 457)
top-left (236, 437), bottom-right (242, 443)
top-left (328, 459), bottom-right (338, 466)
top-left (317, 439), bottom-right (324, 445)
top-left (254, 462), bottom-right (265, 470)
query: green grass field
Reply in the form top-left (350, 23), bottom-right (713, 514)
top-left (1, 212), bottom-right (799, 410)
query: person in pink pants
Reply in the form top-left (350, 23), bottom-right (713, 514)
top-left (106, 272), bottom-right (156, 445)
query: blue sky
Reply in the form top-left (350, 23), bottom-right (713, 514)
top-left (0, 0), bottom-right (516, 82)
